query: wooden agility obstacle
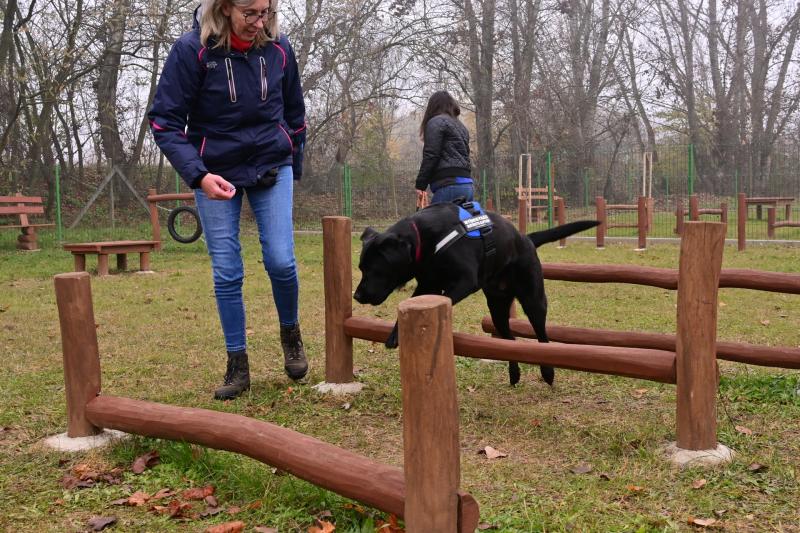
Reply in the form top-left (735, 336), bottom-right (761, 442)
top-left (54, 272), bottom-right (479, 533)
top-left (767, 206), bottom-right (800, 238)
top-left (676, 195), bottom-right (728, 235)
top-left (595, 196), bottom-right (648, 249)
top-left (737, 193), bottom-right (797, 250)
top-left (323, 216), bottom-right (736, 453)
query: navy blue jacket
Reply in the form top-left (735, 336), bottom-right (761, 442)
top-left (149, 26), bottom-right (306, 189)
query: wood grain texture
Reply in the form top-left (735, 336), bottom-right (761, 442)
top-left (398, 296), bottom-right (460, 532)
top-left (345, 316), bottom-right (676, 383)
top-left (676, 222), bottom-right (726, 450)
top-left (322, 216), bottom-right (354, 383)
top-left (54, 273), bottom-right (102, 437)
top-left (480, 318), bottom-right (800, 369)
top-left (637, 196), bottom-right (647, 249)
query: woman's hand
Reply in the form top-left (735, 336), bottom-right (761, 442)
top-left (416, 189), bottom-right (428, 209)
top-left (200, 173), bottom-right (236, 200)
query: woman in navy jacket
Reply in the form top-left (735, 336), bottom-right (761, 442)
top-left (149, 0), bottom-right (308, 400)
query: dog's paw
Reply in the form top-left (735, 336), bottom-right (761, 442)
top-left (540, 365), bottom-right (555, 386)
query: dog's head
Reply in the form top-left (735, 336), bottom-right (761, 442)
top-left (353, 226), bottom-right (415, 306)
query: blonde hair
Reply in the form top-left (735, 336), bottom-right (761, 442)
top-left (200, 0), bottom-right (280, 49)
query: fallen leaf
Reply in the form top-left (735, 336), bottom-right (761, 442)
top-left (199, 506), bottom-right (223, 518)
top-left (632, 388), bottom-right (648, 398)
top-left (713, 510), bottom-right (727, 517)
top-left (109, 497), bottom-right (129, 506)
top-left (87, 516), bottom-right (117, 531)
top-left (127, 491), bottom-right (150, 506)
top-left (308, 519), bottom-right (336, 533)
top-left (204, 495), bottom-right (219, 507)
top-left (227, 505), bottom-right (241, 514)
top-left (374, 514), bottom-right (404, 532)
top-left (205, 521), bottom-right (245, 533)
top-left (692, 479), bottom-right (708, 489)
top-left (688, 517), bottom-right (719, 528)
top-left (747, 462), bottom-right (767, 473)
top-left (530, 419), bottom-right (542, 427)
top-left (478, 446), bottom-right (508, 459)
top-left (254, 528), bottom-right (278, 533)
top-left (735, 425), bottom-right (753, 435)
top-left (131, 450), bottom-right (160, 474)
top-left (246, 500), bottom-right (262, 510)
top-left (151, 499), bottom-right (192, 518)
top-left (570, 462), bottom-right (593, 474)
top-left (760, 319), bottom-right (770, 326)
top-left (150, 488), bottom-right (175, 501)
top-left (183, 485), bottom-right (215, 500)
top-left (627, 485), bottom-right (644, 492)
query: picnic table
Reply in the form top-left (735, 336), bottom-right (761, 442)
top-left (744, 196), bottom-right (794, 220)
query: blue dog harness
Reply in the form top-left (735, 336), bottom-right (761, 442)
top-left (434, 201), bottom-right (496, 264)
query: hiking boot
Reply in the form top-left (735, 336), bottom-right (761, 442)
top-left (280, 323), bottom-right (308, 381)
top-left (213, 350), bottom-right (250, 400)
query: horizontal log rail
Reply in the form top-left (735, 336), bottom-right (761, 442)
top-left (542, 263), bottom-right (800, 294)
top-left (86, 395), bottom-right (480, 529)
top-left (344, 316), bottom-right (677, 383)
top-left (480, 318), bottom-right (800, 369)
top-left (146, 192), bottom-right (195, 203)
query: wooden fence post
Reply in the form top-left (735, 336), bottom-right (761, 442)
top-left (675, 222), bottom-right (726, 450)
top-left (767, 207), bottom-right (776, 239)
top-left (517, 198), bottom-right (527, 234)
top-left (737, 193), bottom-right (747, 251)
top-left (596, 196), bottom-right (606, 248)
top-left (689, 194), bottom-right (699, 221)
top-left (323, 216), bottom-right (354, 383)
top-left (54, 272), bottom-right (102, 437)
top-left (637, 196), bottom-right (647, 250)
top-left (399, 295), bottom-right (460, 532)
top-left (675, 198), bottom-right (684, 235)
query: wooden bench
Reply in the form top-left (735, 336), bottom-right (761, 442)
top-left (0, 194), bottom-right (54, 250)
top-left (63, 240), bottom-right (160, 276)
top-left (515, 187), bottom-right (562, 222)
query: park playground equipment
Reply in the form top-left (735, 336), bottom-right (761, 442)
top-left (321, 217), bottom-right (800, 460)
top-left (53, 272), bottom-right (479, 532)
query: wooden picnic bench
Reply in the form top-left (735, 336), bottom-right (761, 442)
top-left (744, 196), bottom-right (794, 220)
top-left (515, 187), bottom-right (563, 222)
top-left (0, 194), bottom-right (54, 250)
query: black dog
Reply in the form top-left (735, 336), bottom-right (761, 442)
top-left (353, 201), bottom-right (599, 385)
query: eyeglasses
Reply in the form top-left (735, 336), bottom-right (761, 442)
top-left (239, 8), bottom-right (275, 24)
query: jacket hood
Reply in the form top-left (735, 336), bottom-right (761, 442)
top-left (193, 5), bottom-right (201, 29)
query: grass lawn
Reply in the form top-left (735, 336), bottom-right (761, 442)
top-left (0, 226), bottom-right (799, 532)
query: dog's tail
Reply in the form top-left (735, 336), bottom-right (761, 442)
top-left (527, 220), bottom-right (600, 247)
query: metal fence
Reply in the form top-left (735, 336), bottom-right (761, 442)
top-left (2, 142), bottom-right (799, 244)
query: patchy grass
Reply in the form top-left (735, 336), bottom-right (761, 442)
top-left (0, 227), bottom-right (798, 532)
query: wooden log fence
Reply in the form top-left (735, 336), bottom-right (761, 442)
top-left (595, 196), bottom-right (648, 249)
top-left (767, 206), bottom-right (800, 238)
top-left (737, 193), bottom-right (797, 250)
top-left (324, 217), bottom-right (740, 453)
top-left (54, 271), bottom-right (479, 533)
top-left (676, 195), bottom-right (727, 235)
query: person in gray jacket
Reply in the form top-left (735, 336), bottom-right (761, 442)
top-left (415, 91), bottom-right (473, 205)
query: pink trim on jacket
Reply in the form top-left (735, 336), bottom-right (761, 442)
top-left (199, 137), bottom-right (207, 156)
top-left (278, 124), bottom-right (293, 150)
top-left (272, 42), bottom-right (287, 69)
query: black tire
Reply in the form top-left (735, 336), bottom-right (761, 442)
top-left (167, 205), bottom-right (203, 244)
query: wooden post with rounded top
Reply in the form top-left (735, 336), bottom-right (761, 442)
top-left (54, 272), bottom-right (102, 437)
top-left (399, 295), bottom-right (460, 532)
top-left (676, 222), bottom-right (726, 450)
top-left (323, 216), bottom-right (354, 383)
top-left (596, 196), bottom-right (606, 248)
top-left (637, 196), bottom-right (647, 250)
top-left (737, 193), bottom-right (747, 251)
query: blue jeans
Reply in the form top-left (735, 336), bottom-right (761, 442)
top-left (431, 182), bottom-right (474, 204)
top-left (194, 165), bottom-right (298, 352)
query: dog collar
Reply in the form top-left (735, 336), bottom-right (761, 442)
top-left (411, 221), bottom-right (422, 263)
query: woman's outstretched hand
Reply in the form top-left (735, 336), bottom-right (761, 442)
top-left (201, 173), bottom-right (236, 200)
top-left (416, 189), bottom-right (428, 210)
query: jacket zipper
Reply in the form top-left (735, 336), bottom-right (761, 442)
top-left (225, 57), bottom-right (237, 103)
top-left (259, 57), bottom-right (268, 101)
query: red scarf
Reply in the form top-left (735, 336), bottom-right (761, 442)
top-left (230, 33), bottom-right (254, 53)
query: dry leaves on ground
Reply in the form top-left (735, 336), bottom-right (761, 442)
top-left (478, 446), bottom-right (508, 459)
top-left (131, 450), bottom-right (160, 474)
top-left (205, 521), bottom-right (245, 533)
top-left (570, 462), bottom-right (593, 475)
top-left (87, 516), bottom-right (117, 531)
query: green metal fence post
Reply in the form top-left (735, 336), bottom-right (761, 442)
top-left (55, 164), bottom-right (63, 242)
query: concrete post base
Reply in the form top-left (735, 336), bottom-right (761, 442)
top-left (663, 441), bottom-right (735, 468)
top-left (312, 382), bottom-right (365, 395)
top-left (41, 430), bottom-right (129, 452)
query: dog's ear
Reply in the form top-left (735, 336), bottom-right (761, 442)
top-left (360, 227), bottom-right (379, 242)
